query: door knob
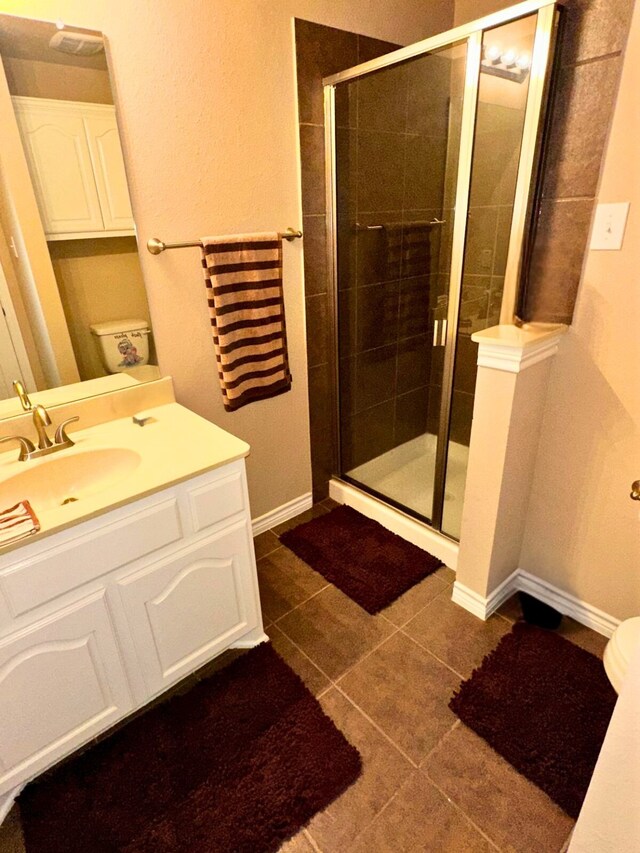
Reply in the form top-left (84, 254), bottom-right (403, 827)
top-left (631, 480), bottom-right (640, 501)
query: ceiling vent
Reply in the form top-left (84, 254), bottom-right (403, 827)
top-left (49, 30), bottom-right (104, 57)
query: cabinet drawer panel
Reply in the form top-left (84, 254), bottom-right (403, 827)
top-left (0, 592), bottom-right (132, 794)
top-left (187, 469), bottom-right (245, 534)
top-left (117, 521), bottom-right (258, 696)
top-left (0, 498), bottom-right (182, 618)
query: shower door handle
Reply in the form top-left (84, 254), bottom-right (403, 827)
top-left (433, 319), bottom-right (447, 347)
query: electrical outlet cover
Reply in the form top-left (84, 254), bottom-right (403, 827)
top-left (590, 202), bottom-right (630, 251)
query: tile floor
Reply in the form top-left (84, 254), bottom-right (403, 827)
top-left (259, 499), bottom-right (607, 853)
top-left (0, 498), bottom-right (608, 853)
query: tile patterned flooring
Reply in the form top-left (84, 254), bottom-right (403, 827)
top-left (259, 499), bottom-right (606, 853)
top-left (0, 498), bottom-right (607, 852)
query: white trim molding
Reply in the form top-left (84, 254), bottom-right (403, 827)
top-left (0, 784), bottom-right (23, 825)
top-left (330, 478), bottom-right (459, 570)
top-left (251, 492), bottom-right (313, 537)
top-left (472, 323), bottom-right (567, 373)
top-left (453, 569), bottom-right (621, 638)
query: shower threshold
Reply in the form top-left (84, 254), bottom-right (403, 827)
top-left (331, 435), bottom-right (463, 571)
top-left (345, 432), bottom-right (469, 537)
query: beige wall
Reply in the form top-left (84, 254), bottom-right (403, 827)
top-left (49, 237), bottom-right (151, 380)
top-left (0, 0), bottom-right (452, 518)
top-left (520, 2), bottom-right (640, 621)
top-left (454, 0), bottom-right (509, 25)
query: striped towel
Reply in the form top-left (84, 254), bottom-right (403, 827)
top-left (201, 233), bottom-right (292, 411)
top-left (0, 500), bottom-right (40, 545)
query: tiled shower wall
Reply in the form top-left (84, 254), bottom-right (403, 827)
top-left (335, 53), bottom-right (455, 474)
top-left (296, 0), bottom-right (634, 499)
top-left (523, 0), bottom-right (635, 321)
top-left (295, 20), bottom-right (401, 499)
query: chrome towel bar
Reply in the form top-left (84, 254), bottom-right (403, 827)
top-left (146, 228), bottom-right (303, 255)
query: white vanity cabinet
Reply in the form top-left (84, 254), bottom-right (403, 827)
top-left (0, 458), bottom-right (264, 803)
top-left (0, 592), bottom-right (133, 795)
top-left (12, 96), bottom-right (135, 239)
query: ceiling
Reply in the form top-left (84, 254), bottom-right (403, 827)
top-left (0, 14), bottom-right (107, 70)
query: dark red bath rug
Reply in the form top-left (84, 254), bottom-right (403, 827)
top-left (450, 621), bottom-right (617, 819)
top-left (19, 643), bottom-right (362, 853)
top-left (280, 504), bottom-right (442, 613)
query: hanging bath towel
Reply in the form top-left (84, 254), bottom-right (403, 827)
top-left (201, 232), bottom-right (292, 411)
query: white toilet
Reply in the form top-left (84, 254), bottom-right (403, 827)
top-left (603, 616), bottom-right (640, 694)
top-left (90, 318), bottom-right (151, 376)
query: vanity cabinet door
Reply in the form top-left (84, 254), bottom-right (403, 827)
top-left (12, 97), bottom-right (105, 236)
top-left (116, 521), bottom-right (259, 698)
top-left (83, 111), bottom-right (135, 232)
top-left (0, 592), bottom-right (132, 795)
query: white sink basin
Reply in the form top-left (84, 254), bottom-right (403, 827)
top-left (0, 448), bottom-right (142, 513)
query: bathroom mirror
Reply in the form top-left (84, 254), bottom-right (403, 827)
top-left (0, 13), bottom-right (159, 420)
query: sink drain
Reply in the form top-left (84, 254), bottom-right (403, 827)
top-left (61, 496), bottom-right (79, 505)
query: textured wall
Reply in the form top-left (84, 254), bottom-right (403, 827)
top-left (519, 0), bottom-right (640, 621)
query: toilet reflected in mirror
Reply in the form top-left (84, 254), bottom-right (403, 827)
top-left (90, 319), bottom-right (152, 379)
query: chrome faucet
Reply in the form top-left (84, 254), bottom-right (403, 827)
top-left (0, 407), bottom-right (79, 462)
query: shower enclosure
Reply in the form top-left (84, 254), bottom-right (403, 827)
top-left (323, 0), bottom-right (560, 540)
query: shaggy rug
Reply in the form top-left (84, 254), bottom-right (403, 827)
top-left (450, 622), bottom-right (618, 819)
top-left (20, 643), bottom-right (362, 852)
top-left (280, 504), bottom-right (442, 613)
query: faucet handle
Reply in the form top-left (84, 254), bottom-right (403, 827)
top-left (0, 435), bottom-right (36, 461)
top-left (54, 416), bottom-right (79, 446)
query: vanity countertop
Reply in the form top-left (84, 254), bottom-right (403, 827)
top-left (0, 402), bottom-right (250, 556)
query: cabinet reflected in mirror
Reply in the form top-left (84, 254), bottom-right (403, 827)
top-left (0, 14), bottom-right (159, 420)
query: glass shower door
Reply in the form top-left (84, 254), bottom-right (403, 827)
top-left (326, 1), bottom-right (559, 539)
top-left (333, 41), bottom-right (468, 525)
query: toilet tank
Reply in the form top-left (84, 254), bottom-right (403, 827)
top-left (90, 319), bottom-right (150, 374)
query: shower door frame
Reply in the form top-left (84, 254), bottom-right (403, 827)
top-left (323, 0), bottom-right (558, 536)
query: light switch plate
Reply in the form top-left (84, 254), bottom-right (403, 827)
top-left (590, 202), bottom-right (630, 251)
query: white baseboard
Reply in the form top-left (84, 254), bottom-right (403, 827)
top-left (516, 570), bottom-right (620, 638)
top-left (453, 569), bottom-right (621, 638)
top-left (0, 784), bottom-right (22, 825)
top-left (451, 582), bottom-right (488, 619)
top-left (251, 492), bottom-right (313, 536)
top-left (330, 478), bottom-right (459, 570)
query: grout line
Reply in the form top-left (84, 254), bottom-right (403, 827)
top-left (332, 625), bottom-right (400, 684)
top-left (346, 774), bottom-right (412, 849)
top-left (333, 683), bottom-right (418, 768)
top-left (254, 541), bottom-right (283, 561)
top-left (272, 584), bottom-right (332, 626)
top-left (268, 624), bottom-right (336, 688)
top-left (378, 587), bottom-right (452, 631)
top-left (419, 718), bottom-right (460, 768)
top-left (302, 828), bottom-right (324, 853)
top-left (421, 764), bottom-right (503, 852)
top-left (272, 620), bottom-right (420, 767)
top-left (564, 50), bottom-right (621, 69)
top-left (398, 627), bottom-right (466, 681)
